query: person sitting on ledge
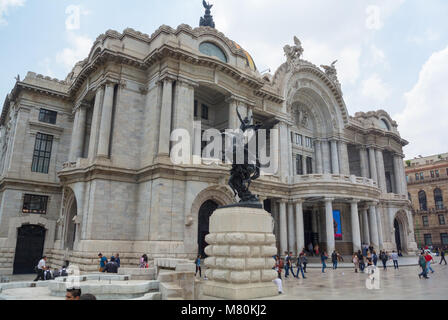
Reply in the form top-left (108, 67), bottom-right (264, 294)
top-left (104, 256), bottom-right (119, 273)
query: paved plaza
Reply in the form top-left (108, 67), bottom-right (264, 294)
top-left (266, 261), bottom-right (448, 300)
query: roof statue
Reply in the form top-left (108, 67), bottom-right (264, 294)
top-left (284, 36), bottom-right (304, 69)
top-left (200, 0), bottom-right (215, 28)
top-left (321, 60), bottom-right (340, 87)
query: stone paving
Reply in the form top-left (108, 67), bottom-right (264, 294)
top-left (265, 261), bottom-right (448, 300)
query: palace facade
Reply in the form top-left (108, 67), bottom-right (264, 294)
top-left (0, 23), bottom-right (417, 274)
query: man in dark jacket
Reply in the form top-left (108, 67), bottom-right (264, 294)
top-left (104, 256), bottom-right (119, 273)
top-left (331, 251), bottom-right (338, 269)
top-left (440, 248), bottom-right (447, 265)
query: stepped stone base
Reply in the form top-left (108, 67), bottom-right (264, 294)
top-left (202, 206), bottom-right (278, 300)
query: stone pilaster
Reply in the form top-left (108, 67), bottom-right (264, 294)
top-left (88, 86), bottom-right (104, 160)
top-left (368, 203), bottom-right (379, 249)
top-left (330, 140), bottom-right (340, 174)
top-left (69, 105), bottom-right (87, 162)
top-left (393, 154), bottom-right (403, 195)
top-left (368, 147), bottom-right (378, 183)
top-left (158, 78), bottom-right (174, 156)
top-left (359, 147), bottom-right (369, 178)
top-left (302, 153), bottom-right (307, 175)
top-left (315, 140), bottom-right (323, 174)
top-left (97, 83), bottom-right (115, 158)
top-left (338, 141), bottom-right (350, 175)
top-left (376, 206), bottom-right (384, 250)
top-left (375, 149), bottom-right (387, 193)
top-left (362, 207), bottom-right (370, 245)
top-left (322, 141), bottom-right (331, 174)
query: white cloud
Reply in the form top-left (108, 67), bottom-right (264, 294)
top-left (56, 33), bottom-right (93, 72)
top-left (395, 46), bottom-right (448, 158)
top-left (407, 29), bottom-right (440, 45)
top-left (361, 73), bottom-right (392, 102)
top-left (0, 0), bottom-right (25, 25)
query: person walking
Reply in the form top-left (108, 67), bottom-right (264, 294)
top-left (296, 253), bottom-right (306, 279)
top-left (357, 250), bottom-right (365, 273)
top-left (380, 251), bottom-right (389, 270)
top-left (425, 251), bottom-right (435, 274)
top-left (314, 244), bottom-right (320, 256)
top-left (285, 252), bottom-right (295, 278)
top-left (274, 255), bottom-right (284, 279)
top-left (98, 253), bottom-right (108, 272)
top-left (331, 250), bottom-right (338, 270)
top-left (321, 251), bottom-right (328, 273)
top-left (418, 251), bottom-right (429, 279)
top-left (439, 248), bottom-right (447, 265)
top-left (302, 252), bottom-right (308, 273)
top-left (352, 253), bottom-right (359, 273)
top-left (308, 243), bottom-right (314, 256)
top-left (33, 256), bottom-right (47, 281)
top-left (195, 255), bottom-right (202, 278)
top-left (391, 251), bottom-right (399, 269)
top-left (372, 250), bottom-right (378, 266)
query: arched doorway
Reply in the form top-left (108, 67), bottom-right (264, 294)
top-left (13, 225), bottom-right (46, 274)
top-left (394, 219), bottom-right (402, 252)
top-left (197, 200), bottom-right (219, 257)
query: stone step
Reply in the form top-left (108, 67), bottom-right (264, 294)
top-left (159, 282), bottom-right (183, 299)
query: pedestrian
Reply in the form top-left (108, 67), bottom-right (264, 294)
top-left (321, 251), bottom-right (328, 273)
top-left (439, 248), bottom-right (447, 265)
top-left (139, 254), bottom-right (148, 268)
top-left (53, 267), bottom-right (61, 278)
top-left (60, 265), bottom-right (68, 277)
top-left (331, 250), bottom-right (338, 269)
top-left (369, 244), bottom-right (374, 254)
top-left (104, 256), bottom-right (119, 273)
top-left (302, 252), bottom-right (308, 273)
top-left (33, 256), bottom-right (47, 281)
top-left (296, 253), bottom-right (306, 279)
top-left (424, 251), bottom-right (434, 274)
top-left (391, 251), bottom-right (399, 269)
top-left (44, 267), bottom-right (53, 280)
top-left (195, 255), bottom-right (202, 278)
top-left (285, 252), bottom-right (295, 278)
top-left (115, 253), bottom-right (121, 268)
top-left (372, 250), bottom-right (378, 266)
top-left (98, 253), bottom-right (108, 272)
top-left (66, 288), bottom-right (81, 300)
top-left (274, 255), bottom-right (284, 279)
top-left (314, 244), bottom-right (320, 256)
top-left (352, 253), bottom-right (359, 273)
top-left (308, 242), bottom-right (314, 256)
top-left (418, 251), bottom-right (429, 279)
top-left (380, 251), bottom-right (388, 270)
top-left (362, 244), bottom-right (368, 257)
top-left (357, 250), bottom-right (365, 273)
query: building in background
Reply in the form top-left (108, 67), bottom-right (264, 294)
top-left (0, 8), bottom-right (417, 275)
top-left (405, 153), bottom-right (448, 248)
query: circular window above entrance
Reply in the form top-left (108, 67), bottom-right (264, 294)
top-left (199, 42), bottom-right (228, 63)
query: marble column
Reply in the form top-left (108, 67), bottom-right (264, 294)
top-left (172, 79), bottom-right (196, 156)
top-left (359, 147), bottom-right (369, 178)
top-left (368, 204), bottom-right (379, 249)
top-left (375, 149), bottom-right (387, 193)
top-left (279, 200), bottom-right (288, 254)
top-left (315, 140), bottom-right (323, 174)
top-left (338, 141), bottom-right (350, 175)
top-left (362, 207), bottom-right (370, 245)
top-left (325, 198), bottom-right (335, 253)
top-left (295, 200), bottom-right (305, 253)
top-left (393, 154), bottom-right (403, 195)
top-left (376, 206), bottom-right (384, 250)
top-left (69, 105), bottom-right (87, 162)
top-left (350, 200), bottom-right (361, 252)
top-left (399, 156), bottom-right (407, 195)
top-left (97, 83), bottom-right (115, 158)
top-left (88, 86), bottom-right (104, 160)
top-left (322, 141), bottom-right (331, 174)
top-left (158, 78), bottom-right (174, 156)
top-left (368, 147), bottom-right (378, 184)
top-left (271, 200), bottom-right (280, 250)
top-left (278, 122), bottom-right (289, 179)
top-left (330, 140), bottom-right (340, 174)
top-left (287, 203), bottom-right (295, 252)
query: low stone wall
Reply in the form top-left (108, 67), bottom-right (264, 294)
top-left (118, 267), bottom-right (157, 280)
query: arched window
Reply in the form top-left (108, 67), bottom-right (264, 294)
top-left (199, 42), bottom-right (228, 63)
top-left (380, 119), bottom-right (390, 131)
top-left (434, 188), bottom-right (444, 210)
top-left (418, 190), bottom-right (427, 211)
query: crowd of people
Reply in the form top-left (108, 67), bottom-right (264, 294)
top-left (33, 256), bottom-right (68, 281)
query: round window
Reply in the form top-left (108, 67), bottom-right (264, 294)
top-left (199, 42), bottom-right (228, 63)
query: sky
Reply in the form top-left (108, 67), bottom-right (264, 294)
top-left (0, 0), bottom-right (447, 159)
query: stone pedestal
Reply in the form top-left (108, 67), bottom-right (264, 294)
top-left (203, 206), bottom-right (278, 300)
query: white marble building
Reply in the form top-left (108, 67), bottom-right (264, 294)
top-left (0, 24), bottom-right (417, 274)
